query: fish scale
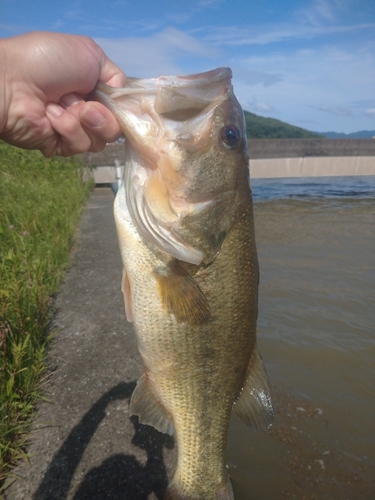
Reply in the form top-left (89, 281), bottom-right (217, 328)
top-left (93, 67), bottom-right (274, 499)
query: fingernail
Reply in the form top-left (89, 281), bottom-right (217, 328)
top-left (46, 103), bottom-right (63, 117)
top-left (82, 105), bottom-right (105, 128)
top-left (60, 93), bottom-right (81, 108)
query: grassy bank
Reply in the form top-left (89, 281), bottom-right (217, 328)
top-left (0, 142), bottom-right (93, 486)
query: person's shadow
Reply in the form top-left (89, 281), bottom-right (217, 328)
top-left (32, 382), bottom-right (174, 500)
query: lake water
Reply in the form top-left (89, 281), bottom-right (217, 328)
top-left (251, 175), bottom-right (375, 200)
top-left (227, 176), bottom-right (375, 499)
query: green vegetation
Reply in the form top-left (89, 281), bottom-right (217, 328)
top-left (244, 110), bottom-right (323, 139)
top-left (0, 142), bottom-right (92, 486)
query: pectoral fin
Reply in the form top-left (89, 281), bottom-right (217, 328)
top-left (130, 373), bottom-right (174, 435)
top-left (234, 344), bottom-right (274, 430)
top-left (154, 262), bottom-right (211, 326)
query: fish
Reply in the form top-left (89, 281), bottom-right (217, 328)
top-left (92, 67), bottom-right (274, 500)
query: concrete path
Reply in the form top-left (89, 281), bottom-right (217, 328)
top-left (4, 188), bottom-right (176, 500)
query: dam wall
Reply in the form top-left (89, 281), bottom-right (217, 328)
top-left (248, 138), bottom-right (375, 178)
top-left (249, 156), bottom-right (374, 178)
top-left (247, 138), bottom-right (375, 158)
top-left (81, 138), bottom-right (375, 182)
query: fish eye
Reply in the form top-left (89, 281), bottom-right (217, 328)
top-left (221, 125), bottom-right (241, 149)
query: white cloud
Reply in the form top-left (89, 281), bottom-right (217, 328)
top-left (247, 102), bottom-right (277, 115)
top-left (95, 28), bottom-right (220, 77)
top-left (92, 20), bottom-right (375, 133)
top-left (295, 0), bottom-right (338, 25)
top-left (198, 0), bottom-right (225, 7)
top-left (89, 0), bottom-right (374, 133)
top-left (230, 43), bottom-right (375, 132)
top-left (0, 22), bottom-right (29, 35)
top-left (200, 21), bottom-right (375, 47)
top-left (197, 0), bottom-right (374, 48)
top-left (225, 64), bottom-right (283, 88)
top-left (311, 105), bottom-right (353, 117)
top-left (63, 9), bottom-right (86, 21)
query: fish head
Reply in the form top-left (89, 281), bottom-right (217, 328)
top-left (93, 68), bottom-right (250, 265)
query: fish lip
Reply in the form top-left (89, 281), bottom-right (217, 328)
top-left (110, 67), bottom-right (232, 91)
top-left (170, 67), bottom-right (232, 82)
top-left (92, 67), bottom-right (233, 100)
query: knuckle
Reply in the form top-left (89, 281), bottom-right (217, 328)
top-left (88, 139), bottom-right (106, 153)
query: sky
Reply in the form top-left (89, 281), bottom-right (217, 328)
top-left (1, 0), bottom-right (375, 134)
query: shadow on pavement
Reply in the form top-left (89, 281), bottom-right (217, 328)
top-left (33, 382), bottom-right (174, 500)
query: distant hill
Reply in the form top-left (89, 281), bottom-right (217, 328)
top-left (244, 111), bottom-right (322, 139)
top-left (320, 130), bottom-right (375, 139)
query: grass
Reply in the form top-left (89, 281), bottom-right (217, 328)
top-left (0, 142), bottom-right (93, 488)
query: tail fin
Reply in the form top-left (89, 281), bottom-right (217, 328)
top-left (163, 478), bottom-right (234, 500)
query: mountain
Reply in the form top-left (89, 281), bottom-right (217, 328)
top-left (320, 130), bottom-right (375, 139)
top-left (243, 111), bottom-right (375, 139)
top-left (244, 111), bottom-right (323, 139)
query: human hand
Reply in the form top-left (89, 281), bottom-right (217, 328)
top-left (0, 31), bottom-right (126, 157)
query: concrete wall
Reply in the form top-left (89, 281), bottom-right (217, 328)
top-left (248, 138), bottom-right (375, 159)
top-left (82, 139), bottom-right (375, 166)
top-left (81, 139), bottom-right (375, 182)
top-left (90, 166), bottom-right (120, 183)
top-left (250, 156), bottom-right (375, 178)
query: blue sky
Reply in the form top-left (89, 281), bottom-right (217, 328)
top-left (2, 0), bottom-right (375, 133)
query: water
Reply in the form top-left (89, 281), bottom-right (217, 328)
top-left (227, 177), bottom-right (375, 499)
top-left (251, 175), bottom-right (375, 201)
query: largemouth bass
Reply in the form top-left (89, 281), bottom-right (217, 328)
top-left (92, 67), bottom-right (274, 500)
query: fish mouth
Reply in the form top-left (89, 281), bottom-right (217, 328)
top-left (91, 66), bottom-right (236, 193)
top-left (92, 68), bottom-right (241, 265)
top-left (91, 67), bottom-right (233, 141)
top-left (129, 67), bottom-right (232, 119)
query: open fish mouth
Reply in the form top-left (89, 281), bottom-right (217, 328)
top-left (91, 67), bottom-right (234, 159)
top-left (91, 67), bottom-right (249, 265)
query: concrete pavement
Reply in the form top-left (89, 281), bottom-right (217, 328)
top-left (4, 188), bottom-right (176, 500)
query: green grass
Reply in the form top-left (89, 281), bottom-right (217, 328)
top-left (0, 142), bottom-right (93, 487)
